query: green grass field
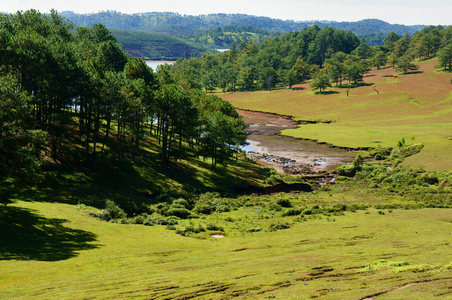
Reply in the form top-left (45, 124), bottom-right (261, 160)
top-left (2, 195), bottom-right (452, 299)
top-left (222, 59), bottom-right (452, 171)
top-left (2, 59), bottom-right (452, 299)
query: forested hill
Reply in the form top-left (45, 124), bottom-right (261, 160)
top-left (110, 29), bottom-right (212, 60)
top-left (61, 11), bottom-right (426, 44)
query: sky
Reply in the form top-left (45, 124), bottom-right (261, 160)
top-left (2, 0), bottom-right (451, 25)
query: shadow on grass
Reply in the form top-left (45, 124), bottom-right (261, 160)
top-left (291, 87), bottom-right (305, 91)
top-left (336, 82), bottom-right (374, 89)
top-left (0, 206), bottom-right (99, 261)
top-left (314, 90), bottom-right (339, 95)
top-left (399, 70), bottom-right (424, 75)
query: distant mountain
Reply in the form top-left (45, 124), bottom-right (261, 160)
top-left (61, 11), bottom-right (428, 58)
top-left (61, 11), bottom-right (425, 36)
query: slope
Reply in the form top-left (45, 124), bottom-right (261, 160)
top-left (222, 59), bottom-right (452, 171)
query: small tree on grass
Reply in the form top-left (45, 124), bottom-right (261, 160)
top-left (396, 55), bottom-right (419, 74)
top-left (310, 72), bottom-right (331, 93)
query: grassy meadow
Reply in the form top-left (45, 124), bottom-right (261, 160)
top-left (2, 59), bottom-right (452, 300)
top-left (2, 187), bottom-right (452, 299)
top-left (222, 59), bottom-right (452, 171)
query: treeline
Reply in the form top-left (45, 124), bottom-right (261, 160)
top-left (0, 10), bottom-right (247, 190)
top-left (170, 25), bottom-right (452, 93)
top-left (171, 25), bottom-right (360, 92)
top-left (62, 11), bottom-right (427, 49)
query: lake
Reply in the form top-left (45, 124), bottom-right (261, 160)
top-left (144, 60), bottom-right (175, 71)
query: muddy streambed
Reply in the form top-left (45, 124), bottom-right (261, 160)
top-left (238, 109), bottom-right (356, 174)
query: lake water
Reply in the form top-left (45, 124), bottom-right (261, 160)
top-left (144, 60), bottom-right (175, 71)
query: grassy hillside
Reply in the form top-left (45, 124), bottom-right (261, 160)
top-left (222, 59), bottom-right (452, 171)
top-left (111, 29), bottom-right (211, 60)
top-left (2, 187), bottom-right (452, 299)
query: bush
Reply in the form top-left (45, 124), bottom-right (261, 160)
top-left (143, 215), bottom-right (155, 226)
top-left (155, 203), bottom-right (170, 215)
top-left (130, 214), bottom-right (147, 224)
top-left (206, 223), bottom-right (224, 231)
top-left (302, 208), bottom-right (313, 215)
top-left (369, 146), bottom-right (392, 160)
top-left (347, 203), bottom-right (369, 212)
top-left (100, 199), bottom-right (127, 221)
top-left (281, 207), bottom-right (303, 216)
top-left (216, 205), bottom-right (230, 213)
top-left (276, 198), bottom-right (292, 208)
top-left (267, 202), bottom-right (282, 211)
top-left (390, 143), bottom-right (424, 162)
top-left (145, 216), bottom-right (179, 226)
top-left (246, 227), bottom-right (262, 233)
top-left (268, 222), bottom-right (292, 232)
top-left (336, 165), bottom-right (357, 176)
top-left (264, 174), bottom-right (285, 185)
top-left (176, 224), bottom-right (206, 236)
top-left (193, 203), bottom-right (213, 214)
top-left (172, 198), bottom-right (190, 209)
top-left (166, 207), bottom-right (192, 219)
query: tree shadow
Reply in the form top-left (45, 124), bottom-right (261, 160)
top-left (400, 70), bottom-right (424, 75)
top-left (291, 87), bottom-right (305, 91)
top-left (336, 82), bottom-right (373, 88)
top-left (0, 206), bottom-right (99, 261)
top-left (314, 90), bottom-right (339, 95)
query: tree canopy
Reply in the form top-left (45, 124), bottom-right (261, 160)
top-left (0, 10), bottom-right (247, 205)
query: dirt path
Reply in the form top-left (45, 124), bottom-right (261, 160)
top-left (238, 109), bottom-right (356, 174)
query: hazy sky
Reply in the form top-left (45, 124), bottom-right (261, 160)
top-left (2, 0), bottom-right (451, 25)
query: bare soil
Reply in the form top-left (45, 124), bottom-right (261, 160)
top-left (239, 109), bottom-right (356, 174)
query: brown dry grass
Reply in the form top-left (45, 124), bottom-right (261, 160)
top-left (222, 59), bottom-right (452, 170)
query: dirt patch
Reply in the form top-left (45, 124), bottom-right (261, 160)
top-left (211, 235), bottom-right (225, 238)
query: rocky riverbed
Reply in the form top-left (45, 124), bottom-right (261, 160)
top-left (238, 109), bottom-right (356, 175)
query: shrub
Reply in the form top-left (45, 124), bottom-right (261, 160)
top-left (130, 214), bottom-right (147, 224)
top-left (155, 203), bottom-right (170, 215)
top-left (216, 205), bottom-right (230, 213)
top-left (353, 155), bottom-right (364, 169)
top-left (100, 199), bottom-right (127, 221)
top-left (390, 143), bottom-right (424, 162)
top-left (267, 202), bottom-right (282, 211)
top-left (268, 222), bottom-right (292, 232)
top-left (302, 208), bottom-right (313, 215)
top-left (418, 173), bottom-right (439, 185)
top-left (143, 215), bottom-right (155, 226)
top-left (264, 174), bottom-right (285, 185)
top-left (166, 207), bottom-right (192, 219)
top-left (155, 193), bottom-right (173, 203)
top-left (193, 203), bottom-right (213, 214)
top-left (281, 207), bottom-right (303, 216)
top-left (276, 198), bottom-right (292, 208)
top-left (146, 216), bottom-right (179, 226)
top-left (176, 224), bottom-right (206, 236)
top-left (172, 198), bottom-right (190, 209)
top-left (336, 165), bottom-right (357, 176)
top-left (206, 223), bottom-right (224, 231)
top-left (347, 203), bottom-right (369, 212)
top-left (369, 146), bottom-right (392, 160)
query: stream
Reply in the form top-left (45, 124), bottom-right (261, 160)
top-left (238, 109), bottom-right (356, 174)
